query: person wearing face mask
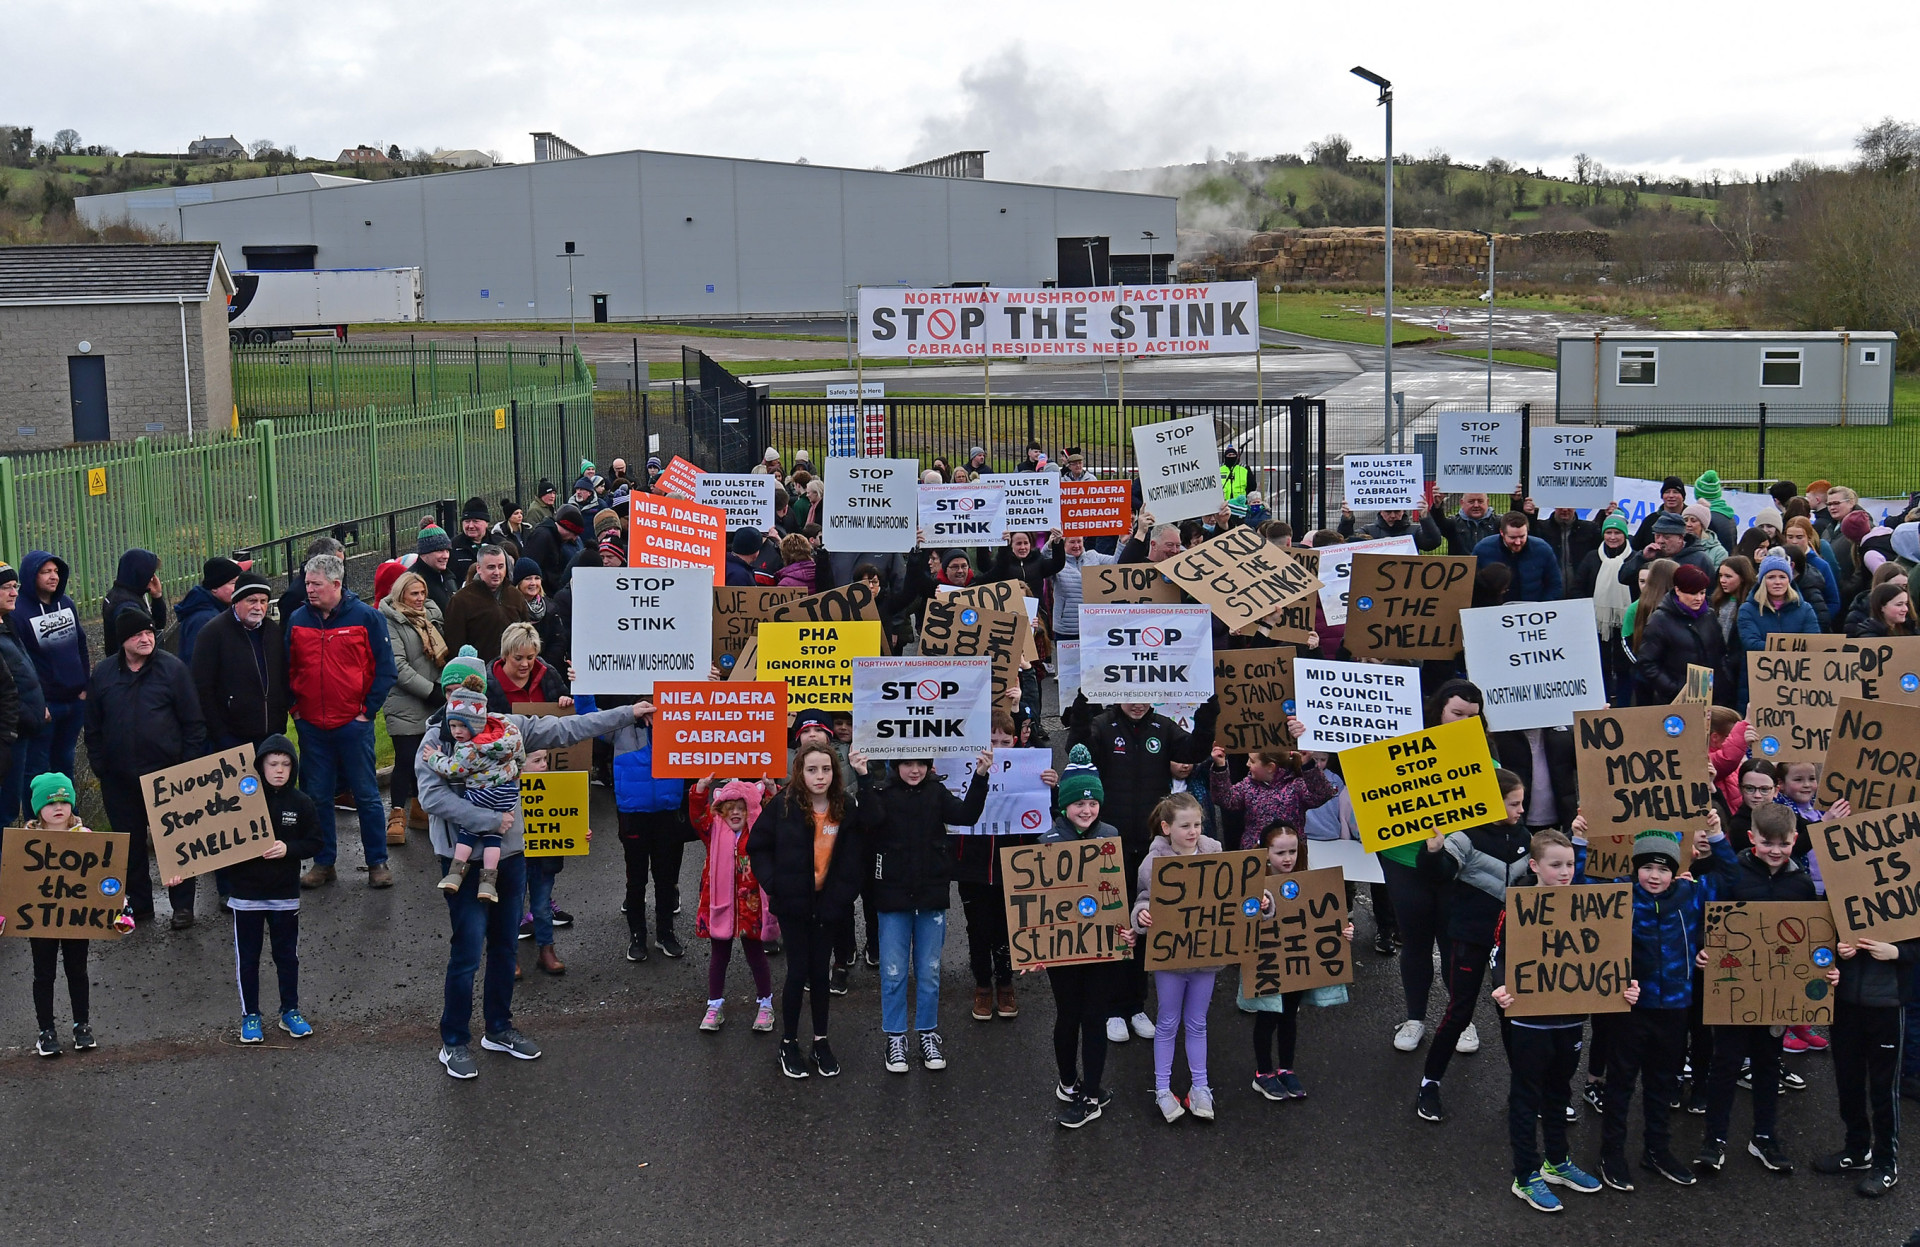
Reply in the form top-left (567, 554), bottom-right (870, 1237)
top-left (1219, 446), bottom-right (1250, 503)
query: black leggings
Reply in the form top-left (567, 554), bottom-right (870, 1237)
top-left (1424, 939), bottom-right (1492, 1082)
top-left (1048, 962), bottom-right (1117, 1092)
top-left (778, 911), bottom-right (834, 1041)
top-left (31, 938), bottom-right (89, 1030)
top-left (958, 881), bottom-right (1012, 988)
top-left (619, 810), bottom-right (685, 938)
top-left (1253, 993), bottom-right (1304, 1073)
top-left (388, 733), bottom-right (423, 806)
top-left (1381, 856), bottom-right (1445, 1022)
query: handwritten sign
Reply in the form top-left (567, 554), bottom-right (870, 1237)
top-left (1343, 719), bottom-right (1503, 852)
top-left (918, 599), bottom-right (1025, 703)
top-left (1573, 706), bottom-right (1713, 840)
top-left (1501, 884), bottom-right (1633, 1016)
top-left (1822, 697), bottom-right (1920, 811)
top-left (1810, 801), bottom-right (1920, 944)
top-left (1145, 849), bottom-right (1267, 970)
top-left (1000, 837), bottom-right (1132, 969)
top-left (1060, 480), bottom-right (1133, 537)
top-left (713, 586), bottom-right (805, 670)
top-left (651, 680), bottom-right (787, 777)
top-left (520, 771), bottom-right (590, 856)
top-left (1240, 867), bottom-right (1352, 996)
top-left (0, 829), bottom-right (131, 940)
top-left (1343, 554), bottom-right (1474, 659)
top-left (1083, 563), bottom-right (1183, 605)
top-left (1747, 650), bottom-right (1858, 763)
top-left (765, 580), bottom-right (883, 629)
top-left (1582, 836), bottom-right (1636, 882)
top-left (1701, 902), bottom-right (1837, 1026)
top-left (1161, 526), bottom-right (1321, 629)
top-left (1851, 637), bottom-right (1920, 706)
top-left (1213, 647), bottom-right (1295, 755)
top-left (140, 745), bottom-right (276, 880)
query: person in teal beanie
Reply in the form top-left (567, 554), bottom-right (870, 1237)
top-left (1693, 472), bottom-right (1739, 551)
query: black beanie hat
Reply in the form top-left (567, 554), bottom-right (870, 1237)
top-left (201, 556), bottom-right (242, 591)
top-left (731, 528), bottom-right (764, 557)
top-left (462, 496), bottom-right (491, 522)
top-left (111, 604), bottom-right (156, 650)
top-left (232, 572), bottom-right (272, 602)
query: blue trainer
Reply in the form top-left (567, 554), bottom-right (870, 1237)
top-left (279, 1010), bottom-right (313, 1039)
top-left (1542, 1158), bottom-right (1602, 1193)
top-left (239, 1014), bottom-right (264, 1044)
top-left (1511, 1171), bottom-right (1563, 1213)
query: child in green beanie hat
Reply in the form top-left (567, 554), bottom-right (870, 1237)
top-left (20, 772), bottom-right (123, 1058)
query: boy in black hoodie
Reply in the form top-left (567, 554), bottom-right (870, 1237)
top-left (217, 735), bottom-right (324, 1044)
top-left (1813, 908), bottom-right (1920, 1196)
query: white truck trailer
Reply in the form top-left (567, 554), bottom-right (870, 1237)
top-left (227, 267), bottom-right (422, 344)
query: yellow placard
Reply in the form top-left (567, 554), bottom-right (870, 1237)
top-left (1344, 718), bottom-right (1504, 853)
top-left (87, 467), bottom-right (107, 496)
top-left (494, 407), bottom-right (507, 430)
top-left (756, 620), bottom-right (883, 713)
top-left (520, 771), bottom-right (590, 856)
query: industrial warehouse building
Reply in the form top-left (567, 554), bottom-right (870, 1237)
top-left (76, 147), bottom-right (1178, 323)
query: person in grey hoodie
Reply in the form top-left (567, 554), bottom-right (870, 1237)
top-left (1038, 531), bottom-right (1117, 642)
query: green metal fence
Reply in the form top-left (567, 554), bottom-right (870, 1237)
top-left (232, 339), bottom-right (584, 421)
top-left (0, 349), bottom-right (594, 615)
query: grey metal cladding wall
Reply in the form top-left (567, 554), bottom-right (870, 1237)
top-left (732, 159), bottom-right (845, 315)
top-left (836, 165), bottom-right (955, 291)
top-left (639, 152), bottom-right (744, 317)
top-left (530, 155), bottom-right (646, 319)
top-left (422, 165), bottom-right (537, 319)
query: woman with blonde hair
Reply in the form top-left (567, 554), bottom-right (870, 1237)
top-left (380, 568), bottom-right (447, 843)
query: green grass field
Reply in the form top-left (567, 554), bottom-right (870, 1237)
top-left (1437, 347), bottom-right (1557, 369)
top-left (1259, 291), bottom-right (1449, 346)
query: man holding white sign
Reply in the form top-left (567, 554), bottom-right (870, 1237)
top-left (1131, 417), bottom-right (1224, 524)
top-left (568, 569), bottom-right (712, 695)
top-left (694, 475), bottom-right (775, 531)
top-left (1077, 606), bottom-right (1214, 703)
top-left (851, 657), bottom-right (994, 758)
top-left (824, 457), bottom-right (918, 554)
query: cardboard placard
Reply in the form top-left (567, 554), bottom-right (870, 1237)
top-left (1000, 837), bottom-right (1133, 969)
top-left (941, 579), bottom-right (1020, 616)
top-left (979, 472), bottom-right (1061, 532)
top-left (918, 482), bottom-right (1008, 546)
top-left (518, 702), bottom-right (586, 773)
top-left (713, 586), bottom-right (806, 670)
top-left (1133, 415), bottom-right (1225, 523)
top-left (917, 599), bottom-right (1024, 704)
top-left (933, 748), bottom-right (1051, 836)
top-left (140, 745), bottom-right (276, 881)
top-left (569, 568), bottom-right (713, 695)
top-left (1824, 697), bottom-right (1920, 811)
top-left (628, 493), bottom-right (728, 586)
top-left (1748, 649), bottom-right (1859, 764)
top-left (728, 636), bottom-right (758, 681)
top-left (1764, 633), bottom-right (1851, 652)
top-left (520, 771), bottom-right (590, 856)
top-left (1701, 901), bottom-right (1838, 1026)
top-left (1850, 637), bottom-right (1920, 706)
top-left (1060, 479), bottom-right (1133, 536)
top-left (1501, 884), bottom-right (1634, 1017)
top-left (764, 580), bottom-right (884, 629)
top-left (1076, 605), bottom-right (1214, 704)
top-left (822, 457), bottom-right (918, 553)
top-left (657, 456), bottom-right (703, 496)
top-left (1313, 534), bottom-right (1418, 626)
top-left (1160, 526), bottom-right (1322, 630)
top-left (1083, 563), bottom-right (1183, 605)
top-left (1672, 664), bottom-right (1715, 706)
top-left (1459, 599), bottom-right (1608, 731)
top-left (850, 657), bottom-right (994, 758)
top-left (1810, 801), bottom-right (1920, 944)
top-left (1528, 428), bottom-right (1617, 510)
top-left (757, 620), bottom-right (884, 713)
top-left (1344, 719), bottom-right (1504, 852)
top-left (650, 680), bottom-right (787, 778)
top-left (1213, 647), bottom-right (1296, 754)
top-left (1573, 706), bottom-right (1713, 840)
top-left (0, 828), bottom-right (131, 940)
top-left (1144, 849), bottom-right (1267, 970)
top-left (1290, 658), bottom-right (1423, 752)
top-left (1344, 554), bottom-right (1475, 659)
top-left (1581, 834), bottom-right (1636, 882)
top-left (1342, 454), bottom-right (1424, 510)
top-left (1239, 867), bottom-right (1353, 996)
top-left (1435, 411), bottom-right (1521, 493)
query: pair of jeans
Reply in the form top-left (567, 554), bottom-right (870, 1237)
top-left (99, 772), bottom-right (195, 918)
top-left (777, 910), bottom-right (834, 1041)
top-left (957, 881), bottom-right (1012, 988)
top-left (1152, 968), bottom-right (1216, 1092)
top-left (296, 718), bottom-right (386, 869)
top-left (618, 809), bottom-right (683, 938)
top-left (30, 938), bottom-right (88, 1030)
top-left (878, 908), bottom-right (946, 1035)
top-left (1508, 1023), bottom-right (1583, 1178)
top-left (1, 729), bottom-right (35, 823)
top-left (1832, 999), bottom-right (1904, 1166)
top-left (27, 699), bottom-right (83, 793)
top-left (1704, 1024), bottom-right (1784, 1143)
top-left (1424, 939), bottom-right (1493, 1083)
top-left (1252, 992), bottom-right (1304, 1073)
top-left (439, 852), bottom-right (527, 1046)
top-left (1048, 961), bottom-right (1118, 1092)
top-left (707, 936), bottom-right (772, 1000)
top-left (1381, 856), bottom-right (1446, 1022)
top-left (1601, 1007), bottom-right (1689, 1160)
top-left (232, 909), bottom-right (300, 1016)
top-left (525, 856), bottom-right (562, 947)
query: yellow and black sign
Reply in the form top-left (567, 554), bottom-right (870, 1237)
top-left (521, 771), bottom-right (590, 856)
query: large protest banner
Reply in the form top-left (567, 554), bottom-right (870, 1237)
top-left (918, 599), bottom-right (1025, 703)
top-left (857, 283), bottom-right (1259, 359)
top-left (1501, 884), bottom-right (1634, 1016)
top-left (1132, 415), bottom-right (1224, 523)
top-left (1144, 849), bottom-right (1267, 970)
top-left (1342, 454), bottom-right (1424, 510)
top-left (1701, 901), bottom-right (1838, 1026)
top-left (1573, 706), bottom-right (1713, 839)
top-left (694, 474), bottom-right (775, 531)
top-left (650, 681), bottom-right (787, 778)
top-left (1343, 719), bottom-right (1503, 852)
top-left (1528, 428), bottom-right (1617, 509)
top-left (1000, 838), bottom-right (1133, 969)
top-left (1344, 554), bottom-right (1474, 659)
top-left (822, 457), bottom-right (918, 553)
top-left (1240, 867), bottom-right (1353, 997)
top-left (628, 494), bottom-right (728, 585)
top-left (757, 620), bottom-right (884, 713)
top-left (713, 586), bottom-right (805, 671)
top-left (570, 568), bottom-right (712, 694)
top-left (1748, 649), bottom-right (1858, 763)
top-left (1213, 647), bottom-right (1296, 754)
top-left (1161, 526), bottom-right (1321, 629)
top-left (1313, 534), bottom-right (1418, 625)
top-left (1290, 659), bottom-right (1422, 752)
top-left (1810, 801), bottom-right (1920, 944)
top-left (141, 746), bottom-right (276, 880)
top-left (1823, 697), bottom-right (1920, 810)
top-left (850, 657), bottom-right (994, 758)
top-left (934, 748), bottom-right (1052, 836)
top-left (1061, 480), bottom-right (1133, 536)
top-left (1077, 605), bottom-right (1214, 704)
top-left (1435, 411), bottom-right (1522, 493)
top-left (1083, 564), bottom-right (1182, 605)
top-left (979, 473), bottom-right (1061, 532)
top-left (1460, 599), bottom-right (1608, 731)
top-left (0, 828), bottom-right (130, 940)
top-left (918, 482), bottom-right (1008, 546)
top-left (520, 772), bottom-right (591, 857)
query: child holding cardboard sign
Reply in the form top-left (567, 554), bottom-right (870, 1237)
top-left (216, 736), bottom-right (323, 1045)
top-left (1131, 793), bottom-right (1229, 1124)
top-left (1243, 821), bottom-right (1353, 1102)
top-left (21, 773), bottom-right (129, 1058)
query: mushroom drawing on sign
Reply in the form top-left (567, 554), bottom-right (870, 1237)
top-left (1715, 953), bottom-right (1743, 985)
top-left (1097, 879), bottom-right (1125, 912)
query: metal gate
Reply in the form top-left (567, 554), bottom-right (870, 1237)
top-left (681, 347), bottom-right (768, 474)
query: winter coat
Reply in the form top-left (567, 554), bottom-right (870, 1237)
top-left (419, 705), bottom-right (632, 858)
top-left (1635, 596), bottom-right (1730, 706)
top-left (379, 598), bottom-right (443, 737)
top-left (487, 656), bottom-right (567, 714)
top-left (576, 693), bottom-right (686, 814)
top-left (83, 649), bottom-right (203, 780)
top-left (1835, 937), bottom-right (1920, 1009)
top-left (520, 518), bottom-right (580, 592)
top-left (1720, 850), bottom-right (1816, 902)
top-left (1420, 820), bottom-right (1532, 945)
top-left (1339, 513), bottom-right (1434, 547)
top-left (1736, 589), bottom-right (1822, 656)
top-left (774, 557), bottom-right (817, 591)
top-left (858, 764), bottom-right (989, 912)
top-left (1209, 764), bottom-right (1337, 850)
top-left (746, 790), bottom-right (867, 921)
top-left (1629, 834), bottom-right (1735, 1010)
top-left (690, 786), bottom-right (772, 941)
top-left (1421, 504), bottom-right (1504, 557)
top-left (414, 562), bottom-right (457, 616)
top-left (983, 543), bottom-right (1050, 603)
top-left (171, 584), bottom-right (224, 665)
top-left (191, 607), bottom-right (289, 747)
top-left (1711, 721), bottom-right (1750, 812)
top-left (12, 552), bottom-right (90, 702)
top-left (215, 734), bottom-right (325, 901)
top-left (522, 600), bottom-right (569, 664)
top-left (1805, 550), bottom-right (1841, 623)
top-left (1536, 514), bottom-right (1604, 586)
top-left (1130, 832), bottom-right (1225, 927)
top-left (102, 548), bottom-right (166, 633)
top-left (285, 589), bottom-right (396, 730)
top-left (1493, 727), bottom-right (1580, 828)
top-left (1066, 705), bottom-right (1209, 854)
top-left (724, 553), bottom-right (761, 587)
top-left (1618, 538), bottom-right (1716, 592)
top-left (1472, 533), bottom-right (1564, 603)
top-left (1037, 541), bottom-right (1118, 637)
top-left (442, 578), bottom-right (528, 662)
top-left (0, 614), bottom-right (45, 742)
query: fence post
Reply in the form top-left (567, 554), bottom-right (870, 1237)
top-left (70, 467), bottom-right (94, 605)
top-left (134, 436), bottom-right (159, 553)
top-left (429, 340), bottom-right (438, 407)
top-left (508, 345), bottom-right (515, 399)
top-left (255, 420), bottom-right (280, 567)
top-left (510, 400), bottom-right (524, 509)
top-left (558, 402), bottom-right (570, 485)
top-left (455, 406), bottom-right (471, 509)
top-left (366, 403), bottom-right (382, 515)
top-left (199, 444), bottom-right (218, 564)
top-left (330, 343), bottom-right (340, 413)
top-left (1518, 403), bottom-right (1532, 501)
top-left (0, 457), bottom-right (18, 570)
top-left (1756, 403), bottom-right (1768, 481)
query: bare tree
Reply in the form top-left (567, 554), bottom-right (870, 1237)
top-left (1307, 134), bottom-right (1352, 169)
top-left (53, 128), bottom-right (80, 154)
top-left (1774, 167), bottom-right (1920, 366)
top-left (1857, 117), bottom-right (1919, 174)
top-left (249, 138), bottom-right (277, 159)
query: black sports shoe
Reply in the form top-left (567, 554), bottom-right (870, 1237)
top-left (812, 1037), bottom-right (840, 1077)
top-left (1694, 1139), bottom-right (1726, 1172)
top-left (70, 1022), bottom-right (96, 1051)
top-left (1058, 1092), bottom-right (1102, 1128)
top-left (779, 1038), bottom-right (809, 1080)
top-left (1782, 1070), bottom-right (1808, 1092)
top-left (1373, 930), bottom-right (1397, 956)
top-left (1749, 1137), bottom-right (1794, 1173)
top-left (1859, 1166), bottom-right (1899, 1198)
top-left (1582, 1082), bottom-right (1606, 1115)
top-left (549, 907), bottom-right (573, 928)
top-left (1814, 1149), bottom-right (1874, 1174)
top-left (1564, 1104), bottom-right (1579, 1124)
top-left (1416, 1083), bottom-right (1445, 1122)
top-left (518, 918), bottom-right (534, 941)
top-left (626, 932), bottom-right (649, 962)
top-left (1686, 1086), bottom-right (1709, 1114)
top-left (829, 963), bottom-right (850, 996)
top-left (34, 1029), bottom-right (60, 1058)
top-left (1643, 1150), bottom-right (1697, 1187)
top-left (863, 945), bottom-right (879, 969)
top-left (657, 931), bottom-right (684, 959)
top-left (1600, 1155), bottom-right (1634, 1192)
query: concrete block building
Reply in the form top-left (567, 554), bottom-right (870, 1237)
top-left (0, 244), bottom-right (236, 452)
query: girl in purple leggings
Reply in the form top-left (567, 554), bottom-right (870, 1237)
top-left (1132, 792), bottom-right (1224, 1122)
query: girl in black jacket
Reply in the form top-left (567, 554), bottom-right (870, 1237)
top-left (216, 735), bottom-right (323, 1044)
top-left (851, 747), bottom-right (991, 1075)
top-left (1634, 564), bottom-right (1731, 706)
top-left (748, 741), bottom-right (870, 1080)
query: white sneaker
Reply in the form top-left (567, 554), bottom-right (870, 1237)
top-left (1129, 1011), bottom-right (1154, 1040)
top-left (1106, 1017), bottom-right (1130, 1044)
top-left (1455, 1023), bottom-right (1481, 1055)
top-left (1187, 1085), bottom-right (1215, 1120)
top-left (1393, 1020), bottom-right (1426, 1052)
top-left (1156, 1089), bottom-right (1187, 1122)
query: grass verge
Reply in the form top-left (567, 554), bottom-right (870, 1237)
top-left (1436, 347), bottom-right (1557, 369)
top-left (1260, 291), bottom-right (1450, 346)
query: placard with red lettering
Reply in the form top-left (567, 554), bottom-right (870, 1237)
top-left (629, 494), bottom-right (728, 586)
top-left (650, 681), bottom-right (788, 778)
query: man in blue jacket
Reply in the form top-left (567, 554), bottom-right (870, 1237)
top-left (1472, 512), bottom-right (1564, 603)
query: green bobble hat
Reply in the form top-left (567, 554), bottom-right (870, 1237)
top-left (1601, 512), bottom-right (1630, 537)
top-left (1631, 829), bottom-right (1683, 871)
top-left (440, 644), bottom-right (488, 690)
top-left (1694, 470), bottom-right (1737, 520)
top-left (31, 772), bottom-right (76, 815)
top-left (1056, 744), bottom-right (1105, 808)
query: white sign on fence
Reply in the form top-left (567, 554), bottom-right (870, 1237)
top-left (1078, 605), bottom-right (1215, 703)
top-left (1460, 598), bottom-right (1609, 731)
top-left (1291, 659), bottom-right (1423, 752)
top-left (1314, 533), bottom-right (1419, 626)
top-left (1529, 429), bottom-right (1617, 510)
top-left (823, 457), bottom-right (918, 552)
top-left (694, 474), bottom-right (775, 531)
top-left (979, 472), bottom-right (1062, 532)
top-left (934, 748), bottom-right (1053, 836)
top-left (1342, 455), bottom-right (1424, 510)
top-left (850, 657), bottom-right (994, 758)
top-left (1436, 411), bottom-right (1522, 493)
top-left (1132, 415), bottom-right (1225, 523)
top-left (857, 283), bottom-right (1260, 359)
top-left (569, 568), bottom-right (713, 695)
top-left (825, 382), bottom-right (885, 399)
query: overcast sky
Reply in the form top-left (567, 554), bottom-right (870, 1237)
top-left (10, 1), bottom-right (1913, 184)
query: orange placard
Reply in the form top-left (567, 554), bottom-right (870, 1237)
top-left (1061, 480), bottom-right (1132, 536)
top-left (658, 456), bottom-right (704, 496)
top-left (650, 680), bottom-right (788, 778)
top-left (629, 494), bottom-right (728, 586)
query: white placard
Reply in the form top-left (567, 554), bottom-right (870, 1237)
top-left (979, 472), bottom-right (1061, 532)
top-left (1307, 837), bottom-right (1386, 884)
top-left (918, 483), bottom-right (1008, 546)
top-left (1132, 415), bottom-right (1225, 523)
top-left (1459, 598), bottom-right (1609, 731)
top-left (1078, 605), bottom-right (1215, 703)
top-left (1529, 428), bottom-right (1617, 509)
top-left (825, 382), bottom-right (885, 399)
top-left (850, 656), bottom-right (994, 758)
top-left (1314, 533), bottom-right (1419, 626)
top-left (1291, 659), bottom-right (1422, 752)
top-left (1436, 411), bottom-right (1522, 493)
top-left (568, 568), bottom-right (713, 694)
top-left (1056, 639), bottom-right (1081, 708)
top-left (823, 457), bottom-right (918, 553)
top-left (1342, 454), bottom-right (1423, 510)
top-left (694, 474), bottom-right (775, 531)
top-left (934, 748), bottom-right (1052, 836)
top-left (858, 283), bottom-right (1259, 359)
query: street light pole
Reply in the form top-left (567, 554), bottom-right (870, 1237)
top-left (557, 240), bottom-right (581, 352)
top-left (1352, 66), bottom-right (1393, 451)
top-left (1473, 228), bottom-right (1496, 410)
top-left (1141, 230), bottom-right (1158, 283)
